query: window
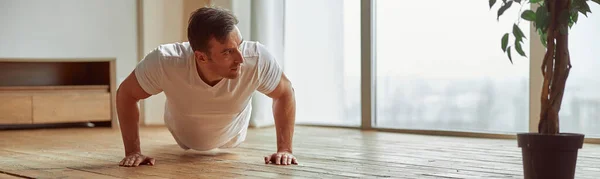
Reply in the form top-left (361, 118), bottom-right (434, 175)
top-left (279, 0), bottom-right (598, 137)
top-left (373, 0), bottom-right (530, 133)
top-left (283, 0), bottom-right (361, 126)
top-left (559, 4), bottom-right (600, 137)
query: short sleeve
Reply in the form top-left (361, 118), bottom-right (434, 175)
top-left (256, 43), bottom-right (283, 94)
top-left (134, 49), bottom-right (164, 95)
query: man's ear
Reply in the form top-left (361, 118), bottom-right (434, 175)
top-left (194, 51), bottom-right (208, 63)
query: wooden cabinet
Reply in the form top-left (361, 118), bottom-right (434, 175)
top-left (32, 91), bottom-right (111, 124)
top-left (0, 59), bottom-right (117, 128)
top-left (0, 95), bottom-right (32, 124)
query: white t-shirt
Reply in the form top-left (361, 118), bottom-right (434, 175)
top-left (134, 41), bottom-right (282, 151)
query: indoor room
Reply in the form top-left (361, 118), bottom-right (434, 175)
top-left (1, 0), bottom-right (599, 178)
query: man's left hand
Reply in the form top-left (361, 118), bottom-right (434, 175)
top-left (264, 151), bottom-right (298, 165)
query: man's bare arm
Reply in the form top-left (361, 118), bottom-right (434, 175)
top-left (264, 73), bottom-right (297, 165)
top-left (116, 71), bottom-right (154, 167)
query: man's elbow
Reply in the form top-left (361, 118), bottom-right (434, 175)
top-left (276, 81), bottom-right (295, 101)
top-left (116, 83), bottom-right (146, 105)
top-left (286, 85), bottom-right (295, 99)
top-left (116, 84), bottom-right (138, 105)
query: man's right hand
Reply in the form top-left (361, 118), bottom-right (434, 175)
top-left (119, 152), bottom-right (155, 167)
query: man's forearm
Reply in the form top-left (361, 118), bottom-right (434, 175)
top-left (272, 88), bottom-right (296, 153)
top-left (116, 93), bottom-right (142, 156)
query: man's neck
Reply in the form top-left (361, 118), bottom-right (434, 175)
top-left (196, 62), bottom-right (222, 86)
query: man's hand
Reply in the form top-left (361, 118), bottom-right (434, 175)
top-left (116, 71), bottom-right (153, 167)
top-left (264, 151), bottom-right (298, 165)
top-left (264, 74), bottom-right (297, 166)
top-left (119, 152), bottom-right (155, 167)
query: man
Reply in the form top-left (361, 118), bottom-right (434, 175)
top-left (116, 7), bottom-right (297, 167)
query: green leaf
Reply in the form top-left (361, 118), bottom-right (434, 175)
top-left (569, 8), bottom-right (578, 28)
top-left (497, 1), bottom-right (513, 20)
top-left (515, 40), bottom-right (526, 57)
top-left (489, 0), bottom-right (497, 9)
top-left (535, 4), bottom-right (549, 31)
top-left (521, 10), bottom-right (536, 21)
top-left (539, 29), bottom-right (548, 48)
top-left (507, 46), bottom-right (513, 64)
top-left (502, 33), bottom-right (509, 52)
top-left (569, 20), bottom-right (575, 28)
top-left (573, 0), bottom-right (591, 17)
top-left (513, 24), bottom-right (526, 42)
top-left (529, 0), bottom-right (542, 3)
top-left (593, 0), bottom-right (600, 6)
top-left (570, 8), bottom-right (579, 28)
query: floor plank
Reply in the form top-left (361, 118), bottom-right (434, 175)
top-left (0, 172), bottom-right (28, 179)
top-left (0, 126), bottom-right (599, 178)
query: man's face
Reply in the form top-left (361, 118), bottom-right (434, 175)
top-left (200, 26), bottom-right (244, 79)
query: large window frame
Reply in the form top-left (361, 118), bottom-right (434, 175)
top-left (293, 0), bottom-right (600, 143)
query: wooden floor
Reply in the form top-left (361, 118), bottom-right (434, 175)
top-left (1, 126), bottom-right (600, 179)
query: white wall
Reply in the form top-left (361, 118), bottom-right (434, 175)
top-left (0, 0), bottom-right (138, 85)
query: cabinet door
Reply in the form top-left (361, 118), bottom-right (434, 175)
top-left (0, 95), bottom-right (33, 124)
top-left (32, 93), bottom-right (111, 123)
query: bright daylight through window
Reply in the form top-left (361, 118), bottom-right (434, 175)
top-left (283, 0), bottom-right (600, 136)
top-left (374, 0), bottom-right (530, 133)
top-left (284, 0), bottom-right (361, 126)
top-left (559, 3), bottom-right (600, 137)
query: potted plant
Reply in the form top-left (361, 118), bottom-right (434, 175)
top-left (489, 0), bottom-right (598, 178)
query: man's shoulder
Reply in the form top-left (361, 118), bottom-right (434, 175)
top-left (139, 42), bottom-right (192, 71)
top-left (241, 41), bottom-right (269, 58)
top-left (155, 42), bottom-right (193, 59)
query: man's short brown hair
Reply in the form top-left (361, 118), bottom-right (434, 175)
top-left (187, 7), bottom-right (239, 53)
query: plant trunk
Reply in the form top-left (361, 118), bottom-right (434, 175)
top-left (538, 0), bottom-right (572, 134)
